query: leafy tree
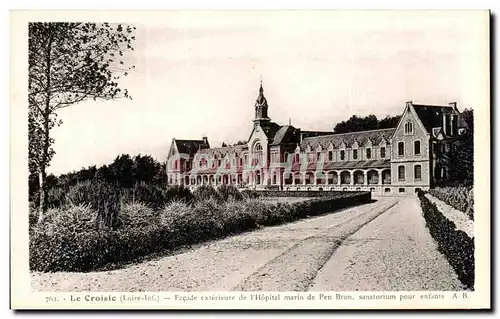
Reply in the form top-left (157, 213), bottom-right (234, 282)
top-left (333, 114), bottom-right (402, 133)
top-left (109, 154), bottom-right (135, 188)
top-left (461, 108), bottom-right (474, 134)
top-left (378, 115), bottom-right (402, 129)
top-left (233, 140), bottom-right (247, 146)
top-left (29, 22), bottom-right (136, 221)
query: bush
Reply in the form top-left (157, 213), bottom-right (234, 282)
top-left (217, 184), bottom-right (243, 201)
top-left (429, 186), bottom-right (474, 220)
top-left (30, 191), bottom-right (372, 272)
top-left (193, 185), bottom-right (220, 202)
top-left (417, 190), bottom-right (474, 290)
top-left (241, 189), bottom-right (260, 199)
top-left (66, 181), bottom-right (121, 229)
top-left (118, 202), bottom-right (159, 228)
top-left (164, 185), bottom-right (194, 203)
top-left (121, 184), bottom-right (168, 209)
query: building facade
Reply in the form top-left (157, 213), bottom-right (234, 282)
top-left (166, 84), bottom-right (469, 194)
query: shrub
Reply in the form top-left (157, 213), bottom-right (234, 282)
top-left (221, 200), bottom-right (258, 234)
top-left (35, 205), bottom-right (99, 235)
top-left (417, 190), bottom-right (474, 290)
top-left (121, 184), bottom-right (168, 209)
top-left (66, 181), bottom-right (121, 229)
top-left (429, 186), bottom-right (474, 220)
top-left (30, 191), bottom-right (372, 272)
top-left (165, 185), bottom-right (194, 203)
top-left (217, 184), bottom-right (243, 201)
top-left (193, 185), bottom-right (220, 202)
top-left (241, 189), bottom-right (260, 199)
top-left (118, 202), bottom-right (159, 228)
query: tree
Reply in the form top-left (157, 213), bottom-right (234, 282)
top-left (378, 115), bottom-right (402, 129)
top-left (334, 114), bottom-right (379, 133)
top-left (29, 22), bottom-right (136, 221)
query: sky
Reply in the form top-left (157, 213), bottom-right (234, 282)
top-left (47, 10), bottom-right (488, 175)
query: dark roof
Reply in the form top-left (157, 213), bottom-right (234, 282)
top-left (197, 144), bottom-right (247, 156)
top-left (174, 139), bottom-right (208, 156)
top-left (412, 104), bottom-right (455, 133)
top-left (270, 125), bottom-right (301, 145)
top-left (300, 128), bottom-right (395, 150)
top-left (288, 159), bottom-right (391, 172)
top-left (260, 121), bottom-right (282, 140)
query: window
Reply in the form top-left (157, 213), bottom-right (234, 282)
top-left (366, 148), bottom-right (371, 159)
top-left (316, 152), bottom-right (321, 161)
top-left (295, 153), bottom-right (300, 163)
top-left (399, 187), bottom-right (406, 193)
top-left (353, 149), bottom-right (358, 160)
top-left (328, 151), bottom-right (333, 161)
top-left (414, 165), bottom-right (422, 180)
top-left (380, 147), bottom-right (386, 158)
top-left (398, 165), bottom-right (405, 180)
top-left (340, 150), bottom-right (345, 160)
top-left (384, 188), bottom-right (391, 193)
top-left (414, 141), bottom-right (421, 155)
top-left (398, 142), bottom-right (404, 156)
top-left (404, 121), bottom-right (413, 134)
top-left (239, 158), bottom-right (243, 166)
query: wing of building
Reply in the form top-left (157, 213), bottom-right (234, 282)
top-left (166, 84), bottom-right (469, 195)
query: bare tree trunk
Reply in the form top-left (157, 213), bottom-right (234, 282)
top-left (38, 32), bottom-right (53, 223)
top-left (37, 165), bottom-right (47, 223)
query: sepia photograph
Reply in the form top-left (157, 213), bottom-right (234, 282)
top-left (10, 9), bottom-right (490, 309)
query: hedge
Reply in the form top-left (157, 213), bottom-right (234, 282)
top-left (417, 190), bottom-right (474, 290)
top-left (30, 192), bottom-right (371, 272)
top-left (428, 186), bottom-right (474, 221)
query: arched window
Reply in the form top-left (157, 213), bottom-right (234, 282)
top-left (404, 121), bottom-right (413, 134)
top-left (253, 142), bottom-right (263, 164)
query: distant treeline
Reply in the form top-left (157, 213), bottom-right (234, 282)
top-left (29, 154), bottom-right (167, 202)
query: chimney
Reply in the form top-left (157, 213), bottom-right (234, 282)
top-left (202, 136), bottom-right (209, 147)
top-left (406, 101), bottom-right (413, 108)
top-left (442, 111), bottom-right (447, 135)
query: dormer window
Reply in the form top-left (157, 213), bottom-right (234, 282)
top-left (404, 121), bottom-right (414, 135)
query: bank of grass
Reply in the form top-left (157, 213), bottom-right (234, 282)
top-left (417, 190), bottom-right (474, 290)
top-left (29, 184), bottom-right (371, 273)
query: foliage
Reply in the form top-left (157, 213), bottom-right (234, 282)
top-left (193, 185), bottom-right (220, 202)
top-left (333, 114), bottom-right (401, 133)
top-left (417, 191), bottom-right (474, 290)
top-left (118, 202), bottom-right (158, 228)
top-left (429, 186), bottom-right (474, 220)
top-left (217, 184), bottom-right (243, 201)
top-left (28, 22), bottom-right (136, 219)
top-left (66, 181), bottom-right (121, 229)
top-left (30, 192), bottom-right (371, 272)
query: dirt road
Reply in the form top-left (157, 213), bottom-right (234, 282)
top-left (31, 196), bottom-right (464, 292)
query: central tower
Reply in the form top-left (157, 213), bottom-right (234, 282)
top-left (253, 80), bottom-right (271, 127)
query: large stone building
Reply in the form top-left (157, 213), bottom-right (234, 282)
top-left (166, 83), bottom-right (469, 194)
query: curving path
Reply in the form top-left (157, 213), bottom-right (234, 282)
top-left (31, 196), bottom-right (464, 292)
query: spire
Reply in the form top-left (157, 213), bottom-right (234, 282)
top-left (253, 77), bottom-right (270, 124)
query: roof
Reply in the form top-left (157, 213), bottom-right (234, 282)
top-left (197, 144), bottom-right (247, 156)
top-left (300, 128), bottom-right (396, 150)
top-left (174, 139), bottom-right (208, 156)
top-left (270, 125), bottom-right (301, 145)
top-left (412, 104), bottom-right (455, 133)
top-left (288, 159), bottom-right (391, 172)
top-left (260, 121), bottom-right (282, 140)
